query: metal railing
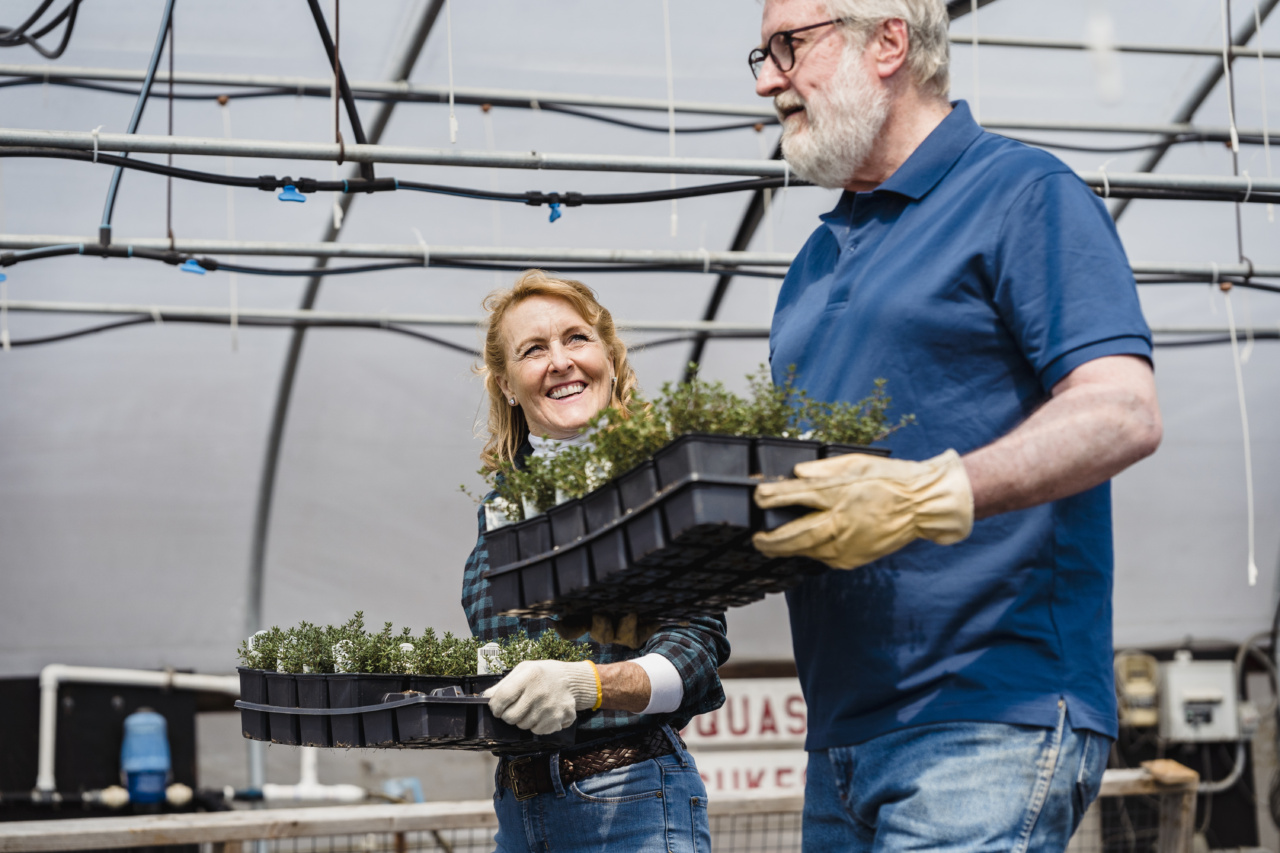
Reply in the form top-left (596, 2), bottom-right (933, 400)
top-left (0, 764), bottom-right (1198, 853)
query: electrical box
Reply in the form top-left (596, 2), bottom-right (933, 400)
top-left (1158, 652), bottom-right (1239, 742)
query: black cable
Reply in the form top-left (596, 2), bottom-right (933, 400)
top-left (0, 147), bottom-right (812, 207)
top-left (0, 76), bottom-right (780, 134)
top-left (304, 0), bottom-right (373, 181)
top-left (0, 1), bottom-right (57, 41)
top-left (3, 313), bottom-right (482, 355)
top-left (1003, 132), bottom-right (1273, 154)
top-left (536, 102), bottom-right (775, 134)
top-left (0, 0), bottom-right (81, 59)
top-left (98, 0), bottom-right (175, 246)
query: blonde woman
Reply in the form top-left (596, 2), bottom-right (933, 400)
top-left (462, 270), bottom-right (728, 853)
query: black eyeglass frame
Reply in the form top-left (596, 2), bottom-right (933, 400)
top-left (748, 18), bottom-right (849, 80)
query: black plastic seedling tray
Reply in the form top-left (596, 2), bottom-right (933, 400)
top-left (481, 434), bottom-right (889, 621)
top-left (234, 677), bottom-right (574, 753)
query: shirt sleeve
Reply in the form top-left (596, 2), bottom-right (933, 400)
top-left (992, 170), bottom-right (1153, 391)
top-left (634, 653), bottom-right (684, 714)
top-left (636, 614), bottom-right (731, 722)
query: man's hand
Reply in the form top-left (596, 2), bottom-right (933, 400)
top-left (485, 660), bottom-right (599, 734)
top-left (752, 450), bottom-right (974, 569)
top-left (553, 612), bottom-right (660, 649)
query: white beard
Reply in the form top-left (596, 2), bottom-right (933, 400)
top-left (776, 46), bottom-right (890, 189)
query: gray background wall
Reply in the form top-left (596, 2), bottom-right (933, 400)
top-left (2, 1), bottom-right (1278, 698)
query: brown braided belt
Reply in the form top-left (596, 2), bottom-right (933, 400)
top-left (498, 728), bottom-right (678, 801)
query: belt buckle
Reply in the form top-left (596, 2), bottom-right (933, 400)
top-left (506, 755), bottom-right (537, 801)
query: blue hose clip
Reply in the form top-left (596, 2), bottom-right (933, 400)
top-left (548, 202), bottom-right (562, 223)
top-left (278, 184), bottom-right (306, 203)
top-left (179, 259), bottom-right (206, 275)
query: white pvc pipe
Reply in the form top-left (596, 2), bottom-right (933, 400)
top-left (36, 664), bottom-right (239, 794)
top-left (0, 128), bottom-right (788, 176)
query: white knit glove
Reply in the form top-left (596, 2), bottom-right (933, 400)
top-left (484, 660), bottom-right (601, 735)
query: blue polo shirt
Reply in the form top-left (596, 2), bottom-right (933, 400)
top-left (772, 101), bottom-right (1150, 750)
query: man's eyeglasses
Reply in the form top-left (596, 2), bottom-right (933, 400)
top-left (748, 19), bottom-right (846, 80)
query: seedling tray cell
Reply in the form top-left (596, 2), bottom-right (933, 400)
top-left (617, 461), bottom-right (659, 512)
top-left (487, 567), bottom-right (523, 617)
top-left (822, 443), bottom-right (891, 459)
top-left (555, 548), bottom-right (592, 598)
top-left (548, 501), bottom-right (585, 546)
top-left (581, 482), bottom-right (622, 529)
top-left (661, 482), bottom-right (752, 545)
top-left (523, 558), bottom-right (557, 609)
top-left (485, 526), bottom-right (520, 572)
top-left (358, 674), bottom-right (408, 747)
top-left (327, 674), bottom-right (363, 747)
top-left (655, 434), bottom-right (752, 486)
top-left (265, 673), bottom-right (300, 746)
top-left (588, 529), bottom-right (629, 582)
top-left (296, 673), bottom-right (331, 748)
top-left (237, 668), bottom-right (269, 741)
top-left (516, 517), bottom-right (552, 561)
top-left (624, 507), bottom-right (669, 566)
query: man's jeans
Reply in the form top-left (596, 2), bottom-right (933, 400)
top-left (803, 701), bottom-right (1109, 852)
top-left (492, 727), bottom-right (711, 853)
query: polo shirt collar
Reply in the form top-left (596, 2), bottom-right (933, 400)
top-left (876, 99), bottom-right (983, 201)
top-left (819, 99), bottom-right (983, 235)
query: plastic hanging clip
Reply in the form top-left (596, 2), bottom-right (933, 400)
top-left (548, 201), bottom-right (562, 223)
top-left (179, 259), bottom-right (206, 275)
top-left (278, 184), bottom-right (306, 203)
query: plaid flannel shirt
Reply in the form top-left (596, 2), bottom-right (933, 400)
top-left (462, 493), bottom-right (730, 738)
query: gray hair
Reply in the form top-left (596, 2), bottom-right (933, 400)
top-left (826, 0), bottom-right (951, 100)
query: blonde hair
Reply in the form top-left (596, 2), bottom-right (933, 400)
top-left (478, 270), bottom-right (638, 471)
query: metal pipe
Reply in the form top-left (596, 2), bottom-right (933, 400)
top-left (949, 33), bottom-right (1280, 60)
top-left (9, 236), bottom-right (1280, 276)
top-left (0, 63), bottom-right (777, 118)
top-left (0, 234), bottom-right (795, 264)
top-left (36, 664), bottom-right (239, 794)
top-left (7, 129), bottom-right (1280, 194)
top-left (0, 128), bottom-right (787, 176)
top-left (1, 301), bottom-right (1275, 340)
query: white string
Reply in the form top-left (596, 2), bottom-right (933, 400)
top-left (483, 107), bottom-right (503, 289)
top-left (1, 277), bottom-right (9, 353)
top-left (1257, 2), bottom-right (1275, 223)
top-left (411, 227), bottom-right (430, 268)
top-left (698, 247), bottom-right (711, 274)
top-left (1098, 158), bottom-right (1115, 198)
top-left (445, 0), bottom-right (458, 144)
top-left (91, 125), bottom-right (103, 162)
top-left (662, 0), bottom-right (678, 238)
top-left (970, 0), bottom-right (981, 124)
top-left (221, 101), bottom-right (239, 351)
top-left (1241, 288), bottom-right (1255, 364)
top-left (1242, 169), bottom-right (1253, 203)
top-left (1222, 290), bottom-right (1258, 587)
top-left (1221, 0), bottom-right (1241, 153)
top-left (150, 306), bottom-right (163, 326)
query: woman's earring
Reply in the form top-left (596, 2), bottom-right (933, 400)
top-left (508, 397), bottom-right (516, 406)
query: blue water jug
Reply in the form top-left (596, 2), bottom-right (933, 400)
top-left (121, 710), bottom-right (171, 804)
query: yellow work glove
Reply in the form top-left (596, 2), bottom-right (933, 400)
top-left (553, 613), bottom-right (660, 649)
top-left (752, 449), bottom-right (974, 570)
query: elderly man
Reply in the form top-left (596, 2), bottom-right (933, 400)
top-left (749, 0), bottom-right (1162, 850)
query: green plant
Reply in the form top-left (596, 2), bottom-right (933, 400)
top-left (496, 628), bottom-right (593, 672)
top-left (237, 625), bottom-right (286, 671)
top-left (475, 365), bottom-right (913, 521)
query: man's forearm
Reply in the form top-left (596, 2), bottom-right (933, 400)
top-left (963, 355), bottom-right (1162, 519)
top-left (598, 661), bottom-right (651, 713)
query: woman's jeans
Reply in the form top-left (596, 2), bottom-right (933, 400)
top-left (803, 701), bottom-right (1109, 853)
top-left (492, 726), bottom-right (711, 853)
